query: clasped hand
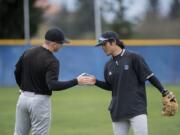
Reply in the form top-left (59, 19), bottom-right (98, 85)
top-left (77, 73), bottom-right (96, 85)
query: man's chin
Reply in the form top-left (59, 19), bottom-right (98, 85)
top-left (103, 51), bottom-right (109, 56)
top-left (106, 53), bottom-right (111, 56)
top-left (54, 48), bottom-right (60, 52)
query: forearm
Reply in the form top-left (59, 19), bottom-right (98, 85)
top-left (95, 79), bottom-right (111, 91)
top-left (48, 79), bottom-right (78, 91)
top-left (148, 75), bottom-right (166, 94)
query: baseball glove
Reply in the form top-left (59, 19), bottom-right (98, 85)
top-left (162, 90), bottom-right (178, 116)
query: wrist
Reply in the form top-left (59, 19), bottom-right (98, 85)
top-left (74, 78), bottom-right (78, 85)
top-left (95, 79), bottom-right (100, 85)
top-left (162, 89), bottom-right (169, 97)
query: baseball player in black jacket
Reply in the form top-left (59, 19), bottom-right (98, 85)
top-left (14, 28), bottom-right (90, 135)
top-left (86, 31), bottom-right (171, 135)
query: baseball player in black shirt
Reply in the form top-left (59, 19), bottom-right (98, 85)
top-left (14, 28), bottom-right (90, 135)
top-left (86, 31), bottom-right (172, 135)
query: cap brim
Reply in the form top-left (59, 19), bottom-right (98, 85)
top-left (95, 37), bottom-right (109, 47)
top-left (95, 43), bottom-right (103, 47)
top-left (62, 38), bottom-right (70, 44)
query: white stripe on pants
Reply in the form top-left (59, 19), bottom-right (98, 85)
top-left (112, 114), bottom-right (148, 135)
top-left (14, 91), bottom-right (51, 135)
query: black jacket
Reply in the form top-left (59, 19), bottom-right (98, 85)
top-left (95, 49), bottom-right (153, 121)
top-left (14, 46), bottom-right (77, 95)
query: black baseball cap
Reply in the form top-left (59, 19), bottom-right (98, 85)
top-left (45, 28), bottom-right (69, 44)
top-left (95, 31), bottom-right (124, 48)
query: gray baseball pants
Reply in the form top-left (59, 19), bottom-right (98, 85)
top-left (14, 91), bottom-right (51, 135)
top-left (112, 114), bottom-right (148, 135)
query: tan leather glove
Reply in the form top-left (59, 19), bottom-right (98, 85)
top-left (162, 90), bottom-right (178, 116)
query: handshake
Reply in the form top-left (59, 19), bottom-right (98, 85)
top-left (76, 73), bottom-right (96, 85)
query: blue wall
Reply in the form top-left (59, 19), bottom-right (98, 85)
top-left (0, 45), bottom-right (180, 86)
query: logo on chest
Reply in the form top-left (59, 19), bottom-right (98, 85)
top-left (124, 64), bottom-right (129, 70)
top-left (108, 71), bottom-right (112, 76)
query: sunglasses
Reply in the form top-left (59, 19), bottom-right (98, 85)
top-left (98, 38), bottom-right (116, 46)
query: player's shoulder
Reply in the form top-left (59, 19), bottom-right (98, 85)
top-left (125, 50), bottom-right (143, 59)
top-left (46, 52), bottom-right (58, 63)
top-left (28, 46), bottom-right (40, 51)
top-left (125, 49), bottom-right (138, 56)
top-left (24, 46), bottom-right (40, 54)
top-left (45, 54), bottom-right (59, 68)
top-left (22, 46), bottom-right (37, 57)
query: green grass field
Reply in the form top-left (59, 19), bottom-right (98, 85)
top-left (0, 85), bottom-right (179, 135)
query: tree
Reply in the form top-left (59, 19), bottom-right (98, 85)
top-left (145, 0), bottom-right (160, 20)
top-left (53, 0), bottom-right (95, 39)
top-left (134, 0), bottom-right (180, 39)
top-left (102, 0), bottom-right (133, 39)
top-left (0, 0), bottom-right (42, 39)
top-left (149, 0), bottom-right (159, 15)
top-left (74, 0), bottom-right (95, 38)
top-left (169, 0), bottom-right (180, 19)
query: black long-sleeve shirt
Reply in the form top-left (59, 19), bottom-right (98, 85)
top-left (14, 46), bottom-right (78, 95)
